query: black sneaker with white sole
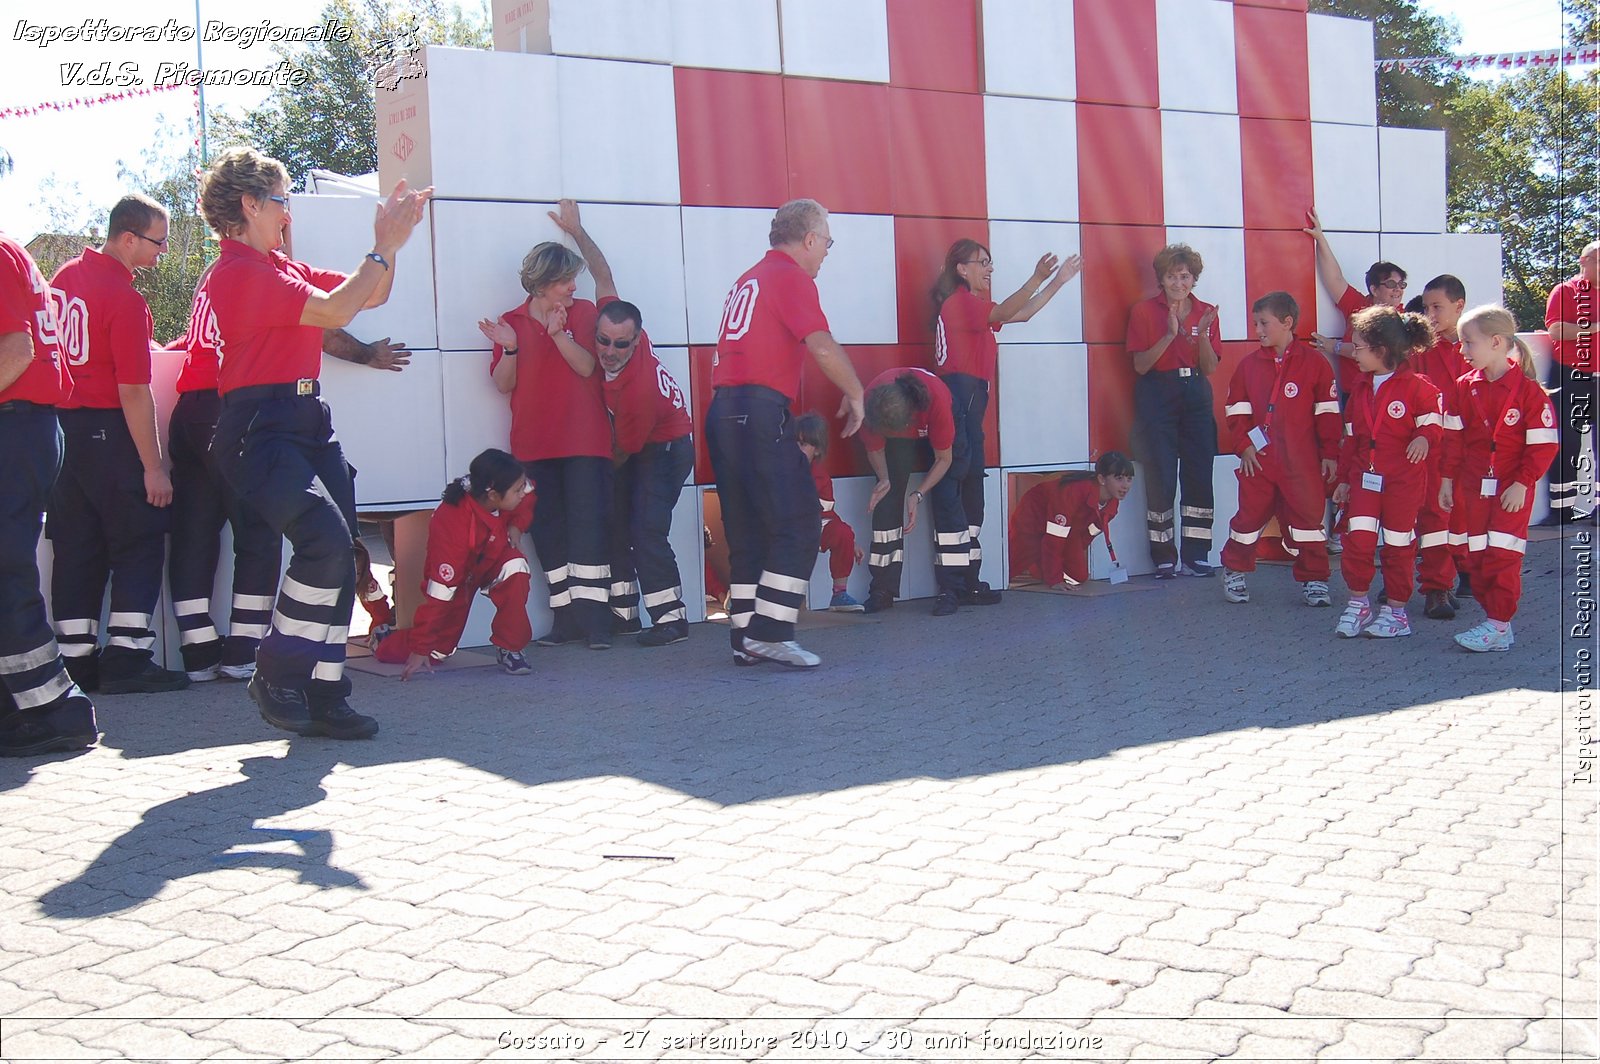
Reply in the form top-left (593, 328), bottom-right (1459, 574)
top-left (249, 674), bottom-right (313, 734)
top-left (305, 696), bottom-right (380, 740)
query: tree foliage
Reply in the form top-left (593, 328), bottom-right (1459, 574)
top-left (212, 0), bottom-right (489, 188)
top-left (1308, 0), bottom-right (1465, 127)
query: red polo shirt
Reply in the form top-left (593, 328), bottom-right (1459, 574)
top-left (49, 246), bottom-right (154, 410)
top-left (1547, 275), bottom-right (1596, 371)
top-left (603, 340), bottom-right (693, 456)
top-left (935, 286), bottom-right (1002, 382)
top-left (711, 249), bottom-right (830, 403)
top-left (174, 266), bottom-right (222, 394)
top-left (490, 295), bottom-right (611, 462)
top-left (0, 233), bottom-right (69, 406)
top-left (206, 239), bottom-right (345, 394)
top-left (1125, 294), bottom-right (1221, 374)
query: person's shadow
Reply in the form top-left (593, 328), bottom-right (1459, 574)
top-left (39, 746), bottom-right (364, 920)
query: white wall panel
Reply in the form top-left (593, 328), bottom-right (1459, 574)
top-left (548, 0), bottom-right (673, 62)
top-left (807, 475), bottom-right (876, 609)
top-left (812, 213), bottom-right (898, 345)
top-left (984, 96), bottom-right (1080, 221)
top-left (981, 468), bottom-right (1006, 590)
top-left (322, 350), bottom-right (447, 509)
top-left (982, 0), bottom-right (1075, 100)
top-left (671, 0), bottom-right (781, 72)
top-left (1313, 230), bottom-right (1380, 339)
top-left (1311, 122), bottom-right (1380, 233)
top-left (1162, 111), bottom-right (1244, 228)
top-left (1157, 0), bottom-right (1238, 115)
top-left (441, 351), bottom-right (515, 478)
top-left (1165, 226), bottom-right (1249, 342)
top-left (680, 207), bottom-right (774, 345)
top-left (1379, 233), bottom-right (1505, 311)
top-left (557, 57), bottom-right (681, 204)
top-left (779, 0), bottom-right (890, 82)
top-left (288, 194), bottom-right (439, 351)
top-left (432, 200), bottom-right (559, 351)
top-left (1378, 126), bottom-right (1447, 234)
top-left (987, 221), bottom-right (1085, 343)
top-left (1208, 453), bottom-right (1238, 568)
top-left (568, 205), bottom-right (689, 346)
top-left (1307, 13), bottom-right (1377, 126)
top-left (997, 343), bottom-right (1090, 467)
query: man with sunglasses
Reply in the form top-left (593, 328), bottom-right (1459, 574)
top-left (45, 194), bottom-right (190, 695)
top-left (592, 300), bottom-right (695, 646)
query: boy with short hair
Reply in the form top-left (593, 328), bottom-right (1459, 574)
top-left (1415, 274), bottom-right (1471, 617)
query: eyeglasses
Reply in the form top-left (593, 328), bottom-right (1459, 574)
top-left (594, 334), bottom-right (638, 350)
top-left (963, 258), bottom-right (993, 268)
top-left (1376, 279), bottom-right (1407, 291)
top-left (811, 233), bottom-right (834, 249)
top-left (134, 232), bottom-right (169, 249)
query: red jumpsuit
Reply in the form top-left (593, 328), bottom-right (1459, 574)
top-left (1008, 477), bottom-right (1119, 587)
top-left (1441, 368), bottom-right (1558, 623)
top-left (1337, 365), bottom-right (1444, 603)
top-left (813, 465), bottom-right (857, 581)
top-left (374, 492), bottom-right (536, 663)
top-left (1220, 340), bottom-right (1341, 580)
top-left (1411, 337), bottom-right (1470, 593)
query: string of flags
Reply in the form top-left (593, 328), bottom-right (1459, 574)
top-left (0, 83), bottom-right (190, 120)
top-left (1379, 47), bottom-right (1600, 73)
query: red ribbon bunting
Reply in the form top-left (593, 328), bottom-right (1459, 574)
top-left (1378, 48), bottom-right (1599, 73)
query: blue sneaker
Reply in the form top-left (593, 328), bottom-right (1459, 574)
top-left (829, 590), bottom-right (865, 612)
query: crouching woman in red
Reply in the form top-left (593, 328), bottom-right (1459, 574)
top-left (374, 450), bottom-right (537, 679)
top-left (1332, 307), bottom-right (1442, 639)
top-left (1008, 452), bottom-right (1135, 589)
top-left (1440, 305), bottom-right (1557, 652)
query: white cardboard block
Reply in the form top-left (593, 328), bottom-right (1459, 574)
top-left (377, 47), bottom-right (562, 201)
top-left (549, 0), bottom-right (673, 62)
top-left (1162, 111), bottom-right (1244, 228)
top-left (321, 350), bottom-right (447, 509)
top-left (1157, 0), bottom-right (1238, 115)
top-left (1314, 230), bottom-right (1380, 338)
top-left (779, 0), bottom-right (890, 82)
top-left (997, 344), bottom-right (1090, 467)
top-left (557, 57), bottom-right (681, 204)
top-left (812, 213), bottom-right (898, 345)
top-left (981, 468), bottom-right (1006, 590)
top-left (432, 200), bottom-right (561, 352)
top-left (1307, 13), bottom-right (1378, 126)
top-left (1378, 126), bottom-right (1448, 234)
top-left (984, 95), bottom-right (1080, 222)
top-left (1379, 232), bottom-right (1505, 311)
top-left (1209, 453), bottom-right (1238, 568)
top-left (987, 221), bottom-right (1086, 343)
top-left (680, 207), bottom-right (775, 345)
top-left (1165, 226), bottom-right (1249, 342)
top-left (566, 204), bottom-right (690, 346)
top-left (671, 0), bottom-right (782, 72)
top-left (286, 193), bottom-right (439, 351)
top-left (982, 0), bottom-right (1076, 101)
top-left (1311, 122), bottom-right (1381, 233)
top-left (441, 351), bottom-right (516, 479)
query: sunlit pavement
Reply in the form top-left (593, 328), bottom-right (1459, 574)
top-left (1, 533), bottom-right (1595, 1062)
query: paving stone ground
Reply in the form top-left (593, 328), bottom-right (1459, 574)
top-left (1, 534), bottom-right (1595, 1062)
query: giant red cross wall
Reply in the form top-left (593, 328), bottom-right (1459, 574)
top-left (285, 0), bottom-right (1506, 642)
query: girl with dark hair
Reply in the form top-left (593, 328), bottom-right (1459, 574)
top-left (1332, 307), bottom-right (1442, 639)
top-left (373, 449), bottom-right (536, 678)
top-left (931, 238), bottom-right (1081, 609)
top-left (1008, 453), bottom-right (1135, 590)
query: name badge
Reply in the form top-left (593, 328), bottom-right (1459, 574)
top-left (1361, 471), bottom-right (1384, 492)
top-left (1109, 564), bottom-right (1129, 585)
top-left (1480, 476), bottom-right (1498, 497)
top-left (1247, 426), bottom-right (1270, 452)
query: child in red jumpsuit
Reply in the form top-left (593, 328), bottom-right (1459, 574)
top-left (1008, 452), bottom-right (1135, 588)
top-left (1220, 292), bottom-right (1341, 607)
top-left (1440, 305), bottom-right (1558, 651)
top-left (374, 449), bottom-right (536, 678)
top-left (1333, 307), bottom-right (1442, 639)
top-left (795, 412), bottom-right (865, 611)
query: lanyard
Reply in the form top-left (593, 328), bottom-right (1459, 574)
top-left (1098, 500), bottom-right (1118, 564)
top-left (1470, 375), bottom-right (1516, 476)
top-left (1360, 377), bottom-right (1389, 472)
top-left (1262, 352), bottom-right (1293, 435)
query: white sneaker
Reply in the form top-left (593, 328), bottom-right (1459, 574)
top-left (219, 662), bottom-right (256, 681)
top-left (186, 664), bottom-right (220, 683)
top-left (1364, 604), bottom-right (1412, 638)
top-left (1222, 568), bottom-right (1249, 603)
top-left (1335, 600), bottom-right (1372, 638)
top-left (1302, 580), bottom-right (1331, 607)
top-left (1455, 621), bottom-right (1514, 652)
top-left (741, 638), bottom-right (821, 668)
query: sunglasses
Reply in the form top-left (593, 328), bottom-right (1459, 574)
top-left (594, 334), bottom-right (638, 349)
top-left (133, 233), bottom-right (169, 249)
